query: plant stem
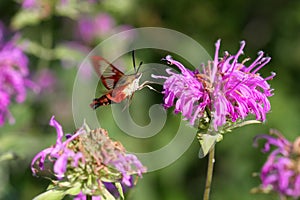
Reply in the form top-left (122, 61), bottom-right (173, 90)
top-left (280, 195), bottom-right (287, 200)
top-left (203, 146), bottom-right (215, 200)
top-left (86, 195), bottom-right (92, 200)
top-left (37, 20), bottom-right (53, 69)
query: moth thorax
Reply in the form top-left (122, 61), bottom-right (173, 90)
top-left (123, 74), bottom-right (142, 95)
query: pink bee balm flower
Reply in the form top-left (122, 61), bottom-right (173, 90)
top-left (254, 130), bottom-right (300, 198)
top-left (21, 0), bottom-right (36, 9)
top-left (31, 116), bottom-right (146, 199)
top-left (0, 23), bottom-right (34, 126)
top-left (77, 13), bottom-right (115, 43)
top-left (33, 68), bottom-right (56, 92)
top-left (153, 40), bottom-right (275, 130)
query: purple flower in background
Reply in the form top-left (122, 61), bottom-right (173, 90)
top-left (153, 40), bottom-right (275, 130)
top-left (33, 69), bottom-right (56, 93)
top-left (20, 0), bottom-right (52, 19)
top-left (58, 41), bottom-right (91, 70)
top-left (78, 13), bottom-right (115, 43)
top-left (22, 0), bottom-right (39, 9)
top-left (254, 130), bottom-right (300, 198)
top-left (22, 0), bottom-right (36, 9)
top-left (0, 23), bottom-right (34, 126)
top-left (31, 116), bottom-right (146, 199)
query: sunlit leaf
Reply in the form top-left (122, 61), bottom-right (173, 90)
top-left (19, 39), bottom-right (54, 60)
top-left (102, 187), bottom-right (116, 200)
top-left (11, 10), bottom-right (41, 29)
top-left (198, 133), bottom-right (222, 158)
top-left (55, 1), bottom-right (92, 19)
top-left (65, 183), bottom-right (82, 196)
top-left (55, 6), bottom-right (79, 19)
top-left (32, 189), bottom-right (65, 200)
top-left (0, 152), bottom-right (18, 162)
top-left (115, 182), bottom-right (124, 199)
top-left (0, 134), bottom-right (48, 157)
top-left (54, 45), bottom-right (86, 61)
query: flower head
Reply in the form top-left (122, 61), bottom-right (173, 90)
top-left (153, 40), bottom-right (275, 131)
top-left (0, 23), bottom-right (34, 126)
top-left (21, 0), bottom-right (37, 9)
top-left (33, 68), bottom-right (56, 93)
top-left (31, 116), bottom-right (146, 199)
top-left (254, 130), bottom-right (300, 198)
top-left (77, 13), bottom-right (115, 43)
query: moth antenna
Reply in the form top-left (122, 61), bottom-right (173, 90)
top-left (137, 61), bottom-right (143, 73)
top-left (132, 50), bottom-right (136, 72)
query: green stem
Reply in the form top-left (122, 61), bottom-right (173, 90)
top-left (280, 195), bottom-right (287, 200)
top-left (203, 146), bottom-right (215, 200)
top-left (86, 195), bottom-right (92, 200)
top-left (37, 20), bottom-right (53, 69)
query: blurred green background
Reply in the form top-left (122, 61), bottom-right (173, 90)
top-left (1, 0), bottom-right (300, 199)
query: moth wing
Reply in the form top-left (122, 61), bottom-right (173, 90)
top-left (91, 56), bottom-right (124, 90)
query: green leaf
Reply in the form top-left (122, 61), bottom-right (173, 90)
top-left (0, 133), bottom-right (47, 158)
top-left (46, 183), bottom-right (55, 190)
top-left (65, 183), bottom-right (82, 196)
top-left (219, 119), bottom-right (261, 134)
top-left (55, 5), bottom-right (79, 19)
top-left (19, 39), bottom-right (54, 60)
top-left (32, 189), bottom-right (66, 200)
top-left (54, 45), bottom-right (86, 63)
top-left (102, 188), bottom-right (116, 200)
top-left (0, 152), bottom-right (18, 162)
top-left (198, 133), bottom-right (223, 158)
top-left (11, 10), bottom-right (41, 29)
top-left (115, 182), bottom-right (124, 199)
top-left (231, 120), bottom-right (261, 129)
top-left (55, 1), bottom-right (92, 19)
